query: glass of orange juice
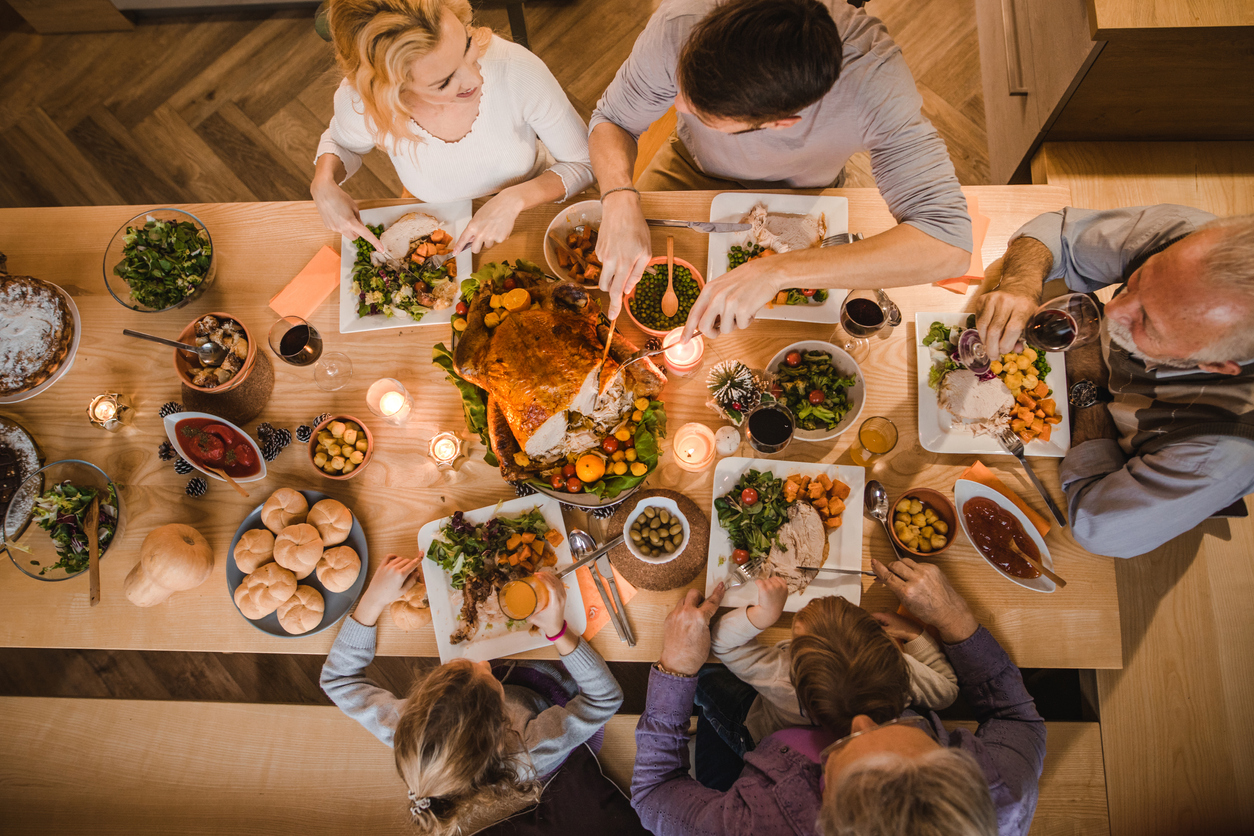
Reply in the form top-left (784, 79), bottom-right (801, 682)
top-left (849, 416), bottom-right (898, 466)
top-left (498, 575), bottom-right (551, 620)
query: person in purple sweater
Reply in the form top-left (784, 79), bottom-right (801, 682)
top-left (631, 559), bottom-right (1045, 836)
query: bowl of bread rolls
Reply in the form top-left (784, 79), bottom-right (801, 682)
top-left (226, 487), bottom-right (367, 637)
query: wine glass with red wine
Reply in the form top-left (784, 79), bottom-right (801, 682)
top-left (833, 290), bottom-right (888, 361)
top-left (1025, 293), bottom-right (1101, 352)
top-left (746, 402), bottom-right (796, 455)
top-left (269, 316), bottom-right (324, 366)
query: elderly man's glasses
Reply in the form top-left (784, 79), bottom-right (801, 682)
top-left (819, 714), bottom-right (938, 763)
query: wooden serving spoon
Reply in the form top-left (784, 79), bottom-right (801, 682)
top-left (86, 495), bottom-right (101, 607)
top-left (1008, 538), bottom-right (1067, 588)
top-left (548, 231), bottom-right (585, 274)
top-left (661, 235), bottom-right (679, 318)
top-left (204, 465), bottom-right (250, 498)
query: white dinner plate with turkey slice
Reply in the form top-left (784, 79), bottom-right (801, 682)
top-left (705, 457), bottom-right (864, 612)
top-left (706, 192), bottom-right (849, 324)
top-left (419, 495), bottom-right (586, 663)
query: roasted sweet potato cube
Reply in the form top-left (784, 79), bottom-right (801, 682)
top-left (808, 482), bottom-right (826, 501)
top-left (830, 480), bottom-right (851, 501)
top-left (567, 232), bottom-right (579, 248)
top-left (783, 480), bottom-right (800, 503)
top-left (1030, 417), bottom-right (1045, 433)
top-left (1039, 423), bottom-right (1052, 443)
top-left (1044, 414), bottom-right (1062, 424)
top-left (1032, 381), bottom-right (1051, 398)
top-left (828, 497), bottom-right (846, 516)
top-left (506, 533), bottom-right (523, 551)
top-left (544, 529), bottom-right (564, 547)
top-left (1015, 391), bottom-right (1037, 408)
top-left (1011, 418), bottom-right (1029, 431)
top-left (824, 516), bottom-right (843, 530)
top-left (817, 473), bottom-right (833, 491)
top-left (584, 264), bottom-right (601, 282)
top-left (797, 475), bottom-right (812, 493)
top-left (1039, 398), bottom-right (1056, 416)
top-left (587, 252), bottom-right (602, 266)
top-left (557, 249), bottom-right (571, 268)
top-left (1034, 408), bottom-right (1046, 419)
top-left (1017, 430), bottom-right (1035, 444)
top-left (812, 496), bottom-right (829, 511)
top-left (520, 532), bottom-right (536, 543)
top-left (508, 552), bottom-right (521, 566)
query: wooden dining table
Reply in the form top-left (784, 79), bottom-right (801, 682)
top-left (0, 185), bottom-right (1121, 670)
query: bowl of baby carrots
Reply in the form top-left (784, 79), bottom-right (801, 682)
top-left (544, 200), bottom-right (602, 285)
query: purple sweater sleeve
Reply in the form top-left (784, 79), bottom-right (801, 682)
top-left (941, 627), bottom-right (1047, 836)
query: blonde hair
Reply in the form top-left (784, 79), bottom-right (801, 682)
top-left (394, 661), bottom-right (541, 836)
top-left (328, 0), bottom-right (489, 150)
top-left (821, 747), bottom-right (997, 836)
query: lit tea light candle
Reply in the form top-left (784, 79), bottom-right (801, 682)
top-left (87, 394), bottom-right (131, 432)
top-left (661, 328), bottom-right (705, 377)
top-left (673, 423), bottom-right (716, 472)
top-left (366, 378), bottom-right (413, 426)
top-left (428, 431), bottom-right (464, 469)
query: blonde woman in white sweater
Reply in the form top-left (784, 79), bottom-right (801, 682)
top-left (312, 0), bottom-right (594, 254)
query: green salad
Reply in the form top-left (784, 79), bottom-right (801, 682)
top-left (350, 224), bottom-right (455, 321)
top-left (728, 243), bottom-right (828, 304)
top-left (774, 349), bottom-right (857, 431)
top-left (112, 216), bottom-right (212, 309)
top-left (29, 481), bottom-right (118, 576)
top-left (427, 508), bottom-right (550, 591)
top-left (714, 470), bottom-right (790, 559)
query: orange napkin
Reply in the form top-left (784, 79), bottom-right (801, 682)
top-left (934, 194), bottom-right (991, 294)
top-left (576, 564), bottom-right (638, 641)
top-left (269, 246), bottom-right (341, 320)
top-left (959, 460), bottom-right (1051, 537)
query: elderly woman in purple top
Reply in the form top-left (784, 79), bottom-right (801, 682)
top-left (631, 559), bottom-right (1046, 836)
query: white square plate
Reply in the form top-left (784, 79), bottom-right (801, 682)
top-left (915, 312), bottom-right (1070, 457)
top-left (704, 457), bottom-right (865, 611)
top-left (706, 192), bottom-right (849, 323)
top-left (418, 495), bottom-right (586, 663)
top-left (339, 200), bottom-right (474, 334)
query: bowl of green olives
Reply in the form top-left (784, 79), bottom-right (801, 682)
top-left (624, 498), bottom-right (689, 564)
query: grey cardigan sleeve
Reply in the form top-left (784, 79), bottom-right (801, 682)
top-left (319, 616), bottom-right (402, 747)
top-left (521, 637), bottom-right (623, 775)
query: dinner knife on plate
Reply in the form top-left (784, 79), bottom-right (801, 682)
top-left (645, 219), bottom-right (751, 234)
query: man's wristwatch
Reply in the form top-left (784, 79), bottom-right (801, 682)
top-left (1069, 379), bottom-right (1113, 409)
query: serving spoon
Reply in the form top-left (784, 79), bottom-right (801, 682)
top-left (661, 235), bottom-right (679, 318)
top-left (865, 480), bottom-right (909, 561)
top-left (123, 329), bottom-right (225, 367)
top-left (1008, 539), bottom-right (1067, 588)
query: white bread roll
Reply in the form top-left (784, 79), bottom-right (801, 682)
top-left (390, 579), bottom-right (432, 632)
top-left (234, 563), bottom-right (297, 620)
top-left (273, 523), bottom-right (323, 579)
top-left (233, 528), bottom-right (275, 574)
top-left (307, 499), bottom-right (352, 547)
top-left (316, 545), bottom-right (361, 593)
top-left (262, 488), bottom-right (308, 533)
top-left (277, 585), bottom-right (325, 635)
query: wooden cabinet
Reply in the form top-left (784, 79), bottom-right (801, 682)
top-left (976, 0), bottom-right (1254, 183)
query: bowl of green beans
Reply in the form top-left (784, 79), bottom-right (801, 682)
top-left (625, 256), bottom-right (705, 337)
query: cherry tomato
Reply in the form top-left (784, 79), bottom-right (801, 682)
top-left (802, 289), bottom-right (817, 297)
top-left (562, 463), bottom-right (577, 478)
top-left (808, 390), bottom-right (825, 405)
top-left (566, 476), bottom-right (584, 493)
top-left (503, 277), bottom-right (517, 291)
top-left (550, 473), bottom-right (565, 490)
top-left (770, 383), bottom-right (783, 399)
top-left (785, 351), bottom-right (802, 367)
top-left (732, 548), bottom-right (750, 565)
top-left (455, 301), bottom-right (468, 316)
top-left (741, 488), bottom-right (759, 506)
top-left (601, 436), bottom-right (620, 454)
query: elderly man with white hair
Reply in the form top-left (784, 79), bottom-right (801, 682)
top-left (975, 205), bottom-right (1254, 558)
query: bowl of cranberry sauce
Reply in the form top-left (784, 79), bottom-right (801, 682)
top-left (164, 412), bottom-right (266, 483)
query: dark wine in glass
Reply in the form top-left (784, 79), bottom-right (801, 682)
top-left (1026, 309), bottom-right (1078, 352)
top-left (841, 297), bottom-right (886, 338)
top-left (747, 403), bottom-right (795, 454)
top-left (269, 316), bottom-right (324, 367)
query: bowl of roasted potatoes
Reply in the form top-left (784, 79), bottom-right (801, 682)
top-left (889, 488), bottom-right (956, 557)
top-left (308, 415), bottom-right (374, 481)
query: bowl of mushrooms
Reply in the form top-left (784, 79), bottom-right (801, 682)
top-left (173, 312), bottom-right (255, 393)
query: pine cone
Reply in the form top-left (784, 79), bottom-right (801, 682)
top-left (256, 422), bottom-right (275, 442)
top-left (295, 425), bottom-right (313, 443)
top-left (273, 428), bottom-right (293, 449)
top-left (513, 482), bottom-right (537, 497)
top-left (262, 440), bottom-right (283, 463)
top-left (157, 441), bottom-right (175, 461)
top-left (186, 477), bottom-right (208, 497)
top-left (312, 413), bottom-right (332, 428)
top-left (645, 336), bottom-right (662, 352)
top-left (590, 504), bottom-right (620, 520)
top-left (174, 458), bottom-right (193, 475)
top-left (158, 402), bottom-right (184, 418)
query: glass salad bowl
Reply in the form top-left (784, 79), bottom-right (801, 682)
top-left (103, 208), bottom-right (217, 313)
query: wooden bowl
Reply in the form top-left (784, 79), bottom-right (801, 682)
top-left (173, 312), bottom-right (255, 393)
top-left (308, 414), bottom-right (374, 480)
top-left (624, 256), bottom-right (706, 338)
top-left (889, 487), bottom-right (958, 557)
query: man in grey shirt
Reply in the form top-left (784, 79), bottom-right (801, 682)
top-left (587, 0), bottom-right (972, 325)
top-left (975, 205), bottom-right (1254, 557)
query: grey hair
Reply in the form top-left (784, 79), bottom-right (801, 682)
top-left (820, 747), bottom-right (997, 836)
top-left (1195, 214), bottom-right (1254, 361)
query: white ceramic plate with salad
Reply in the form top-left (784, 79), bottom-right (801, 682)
top-left (418, 494), bottom-right (586, 663)
top-left (706, 192), bottom-right (849, 323)
top-left (339, 200), bottom-right (473, 334)
top-left (915, 312), bottom-right (1071, 457)
top-left (704, 457), bottom-right (865, 612)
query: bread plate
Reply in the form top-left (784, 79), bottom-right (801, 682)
top-left (705, 192), bottom-right (849, 324)
top-left (226, 489), bottom-right (368, 637)
top-left (418, 494), bottom-right (586, 663)
top-left (766, 340), bottom-right (865, 442)
top-left (915, 312), bottom-right (1069, 457)
top-left (705, 456), bottom-right (865, 612)
top-left (953, 479), bottom-right (1056, 594)
top-left (338, 200), bottom-right (473, 334)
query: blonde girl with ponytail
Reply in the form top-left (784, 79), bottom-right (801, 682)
top-left (312, 0), bottom-right (594, 255)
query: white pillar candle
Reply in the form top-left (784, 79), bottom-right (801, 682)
top-left (661, 328), bottom-right (705, 377)
top-left (673, 423), bottom-right (716, 472)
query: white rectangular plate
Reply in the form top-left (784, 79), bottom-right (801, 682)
top-left (706, 192), bottom-right (849, 323)
top-left (339, 200), bottom-right (474, 334)
top-left (705, 457), bottom-right (865, 611)
top-left (419, 495), bottom-right (586, 663)
top-left (915, 312), bottom-right (1070, 457)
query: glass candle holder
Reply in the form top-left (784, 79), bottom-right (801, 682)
top-left (661, 328), bottom-right (705, 377)
top-left (86, 394), bottom-right (132, 432)
top-left (428, 431), bottom-right (465, 469)
top-left (366, 378), bottom-right (413, 426)
top-left (672, 423), bottom-right (717, 472)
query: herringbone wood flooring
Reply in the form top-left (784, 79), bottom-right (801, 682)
top-left (0, 0), bottom-right (987, 208)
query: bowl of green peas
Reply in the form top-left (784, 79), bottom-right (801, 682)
top-left (625, 256), bottom-right (705, 337)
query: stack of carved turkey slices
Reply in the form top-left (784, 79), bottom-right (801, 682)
top-left (232, 488), bottom-right (360, 634)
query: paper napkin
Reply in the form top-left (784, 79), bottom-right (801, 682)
top-left (577, 564), bottom-right (639, 641)
top-left (959, 460), bottom-right (1051, 537)
top-left (934, 194), bottom-right (992, 294)
top-left (269, 246), bottom-right (340, 320)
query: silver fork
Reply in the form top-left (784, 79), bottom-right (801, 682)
top-left (601, 329), bottom-right (705, 391)
top-left (994, 426), bottom-right (1068, 527)
top-left (726, 554), bottom-right (767, 589)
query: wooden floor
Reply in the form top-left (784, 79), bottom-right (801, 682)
top-left (0, 0), bottom-right (988, 208)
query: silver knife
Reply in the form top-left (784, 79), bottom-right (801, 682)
top-left (558, 533), bottom-right (624, 578)
top-left (595, 553), bottom-right (636, 646)
top-left (646, 219), bottom-right (751, 234)
top-left (591, 560), bottom-right (633, 645)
